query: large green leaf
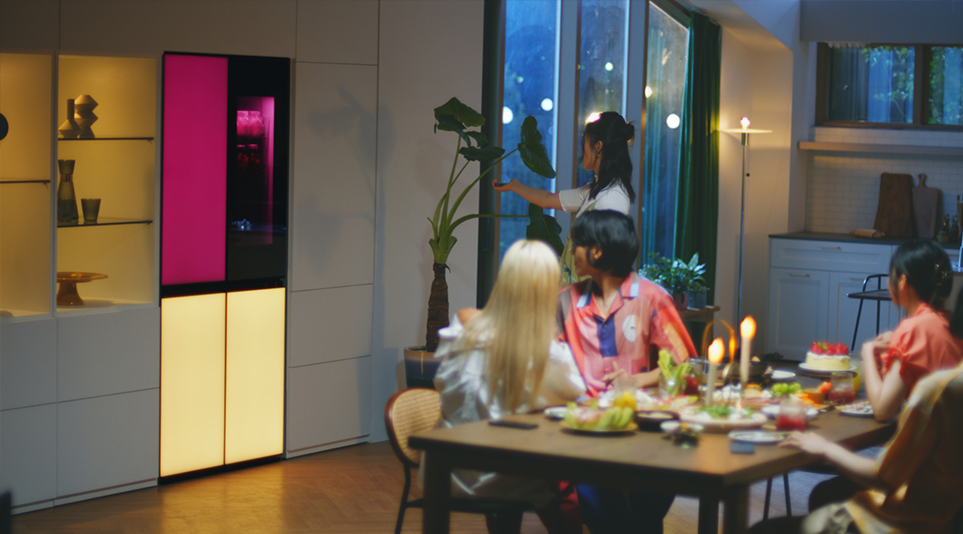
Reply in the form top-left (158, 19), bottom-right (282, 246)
top-left (460, 145), bottom-right (505, 162)
top-left (464, 130), bottom-right (488, 147)
top-left (518, 116), bottom-right (556, 178)
top-left (525, 203), bottom-right (564, 255)
top-left (434, 97), bottom-right (485, 129)
top-left (434, 114), bottom-right (464, 134)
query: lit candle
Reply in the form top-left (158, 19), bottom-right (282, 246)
top-left (706, 338), bottom-right (724, 406)
top-left (741, 116), bottom-right (750, 130)
top-left (740, 316), bottom-right (756, 388)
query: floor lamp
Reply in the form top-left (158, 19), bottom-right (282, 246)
top-left (722, 117), bottom-right (770, 322)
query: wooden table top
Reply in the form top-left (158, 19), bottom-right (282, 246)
top-left (410, 408), bottom-right (895, 496)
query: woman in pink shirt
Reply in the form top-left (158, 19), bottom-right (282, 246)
top-left (862, 239), bottom-right (963, 422)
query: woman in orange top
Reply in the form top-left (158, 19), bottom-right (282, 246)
top-left (861, 239), bottom-right (963, 421)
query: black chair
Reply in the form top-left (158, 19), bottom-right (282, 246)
top-left (848, 274), bottom-right (891, 350)
top-left (762, 473), bottom-right (792, 520)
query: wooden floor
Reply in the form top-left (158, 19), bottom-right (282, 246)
top-left (13, 441), bottom-right (836, 534)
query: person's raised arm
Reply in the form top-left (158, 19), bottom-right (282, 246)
top-left (493, 179), bottom-right (562, 210)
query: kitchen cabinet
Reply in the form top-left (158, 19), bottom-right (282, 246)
top-left (767, 238), bottom-right (896, 360)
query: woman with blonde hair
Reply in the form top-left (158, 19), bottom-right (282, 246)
top-left (430, 239), bottom-right (586, 534)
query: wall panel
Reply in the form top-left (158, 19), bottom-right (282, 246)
top-left (288, 285), bottom-right (373, 367)
top-left (296, 0), bottom-right (378, 65)
top-left (286, 356), bottom-right (371, 455)
top-left (291, 63), bottom-right (377, 290)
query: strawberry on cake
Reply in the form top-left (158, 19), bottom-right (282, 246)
top-left (806, 341), bottom-right (850, 371)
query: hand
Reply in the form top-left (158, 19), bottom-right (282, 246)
top-left (602, 368), bottom-right (629, 386)
top-left (492, 179), bottom-right (518, 192)
top-left (779, 431), bottom-right (831, 457)
top-left (875, 331), bottom-right (893, 344)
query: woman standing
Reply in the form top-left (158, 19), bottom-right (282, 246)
top-left (494, 111), bottom-right (635, 283)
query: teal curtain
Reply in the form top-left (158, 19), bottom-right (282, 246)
top-left (675, 13), bottom-right (721, 304)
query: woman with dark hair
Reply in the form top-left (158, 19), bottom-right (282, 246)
top-left (494, 112), bottom-right (636, 283)
top-left (861, 239), bottom-right (963, 422)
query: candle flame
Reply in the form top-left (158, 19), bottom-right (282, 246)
top-left (741, 316), bottom-right (756, 338)
top-left (708, 338), bottom-right (724, 364)
top-left (740, 116), bottom-right (750, 130)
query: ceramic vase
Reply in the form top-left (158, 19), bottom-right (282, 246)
top-left (73, 94), bottom-right (98, 138)
top-left (58, 98), bottom-right (81, 138)
top-left (57, 159), bottom-right (79, 225)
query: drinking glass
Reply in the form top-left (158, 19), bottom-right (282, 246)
top-left (828, 371), bottom-right (856, 405)
top-left (776, 396), bottom-right (807, 431)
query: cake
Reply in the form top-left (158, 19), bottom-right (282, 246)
top-left (806, 341), bottom-right (850, 370)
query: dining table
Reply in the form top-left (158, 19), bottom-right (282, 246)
top-left (410, 383), bottom-right (896, 534)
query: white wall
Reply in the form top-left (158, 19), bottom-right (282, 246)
top-left (371, 0), bottom-right (485, 442)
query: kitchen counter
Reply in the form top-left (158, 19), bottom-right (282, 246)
top-left (770, 232), bottom-right (963, 271)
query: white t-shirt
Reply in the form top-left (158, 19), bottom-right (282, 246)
top-left (558, 182), bottom-right (631, 217)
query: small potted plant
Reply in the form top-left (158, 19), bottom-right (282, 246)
top-left (640, 252), bottom-right (707, 310)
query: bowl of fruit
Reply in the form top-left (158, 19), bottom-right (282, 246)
top-left (562, 394), bottom-right (638, 434)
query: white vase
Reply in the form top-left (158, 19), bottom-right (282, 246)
top-left (73, 94), bottom-right (98, 138)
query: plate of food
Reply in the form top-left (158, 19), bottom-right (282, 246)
top-left (679, 405), bottom-right (767, 433)
top-left (728, 430), bottom-right (788, 444)
top-left (560, 402), bottom-right (638, 434)
top-left (838, 401), bottom-right (874, 418)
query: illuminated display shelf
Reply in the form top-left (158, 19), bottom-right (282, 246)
top-left (0, 52), bottom-right (158, 320)
top-left (58, 217), bottom-right (153, 228)
top-left (59, 136), bottom-right (154, 142)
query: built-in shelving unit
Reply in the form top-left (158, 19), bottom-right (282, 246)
top-left (798, 141), bottom-right (963, 157)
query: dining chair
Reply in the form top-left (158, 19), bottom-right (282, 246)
top-left (762, 473), bottom-right (792, 520)
top-left (848, 274), bottom-right (891, 350)
top-left (385, 387), bottom-right (543, 534)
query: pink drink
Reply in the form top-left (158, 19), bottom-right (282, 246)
top-left (776, 412), bottom-right (807, 431)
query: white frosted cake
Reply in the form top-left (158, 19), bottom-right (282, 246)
top-left (806, 342), bottom-right (850, 370)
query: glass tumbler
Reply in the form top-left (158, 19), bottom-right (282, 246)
top-left (776, 395), bottom-right (807, 431)
top-left (828, 371), bottom-right (856, 405)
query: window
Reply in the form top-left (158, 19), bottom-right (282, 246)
top-left (492, 0), bottom-right (692, 266)
top-left (640, 3), bottom-right (689, 261)
top-left (497, 0), bottom-right (560, 259)
top-left (817, 43), bottom-right (963, 128)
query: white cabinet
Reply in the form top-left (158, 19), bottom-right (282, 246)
top-left (767, 268), bottom-right (830, 360)
top-left (768, 238), bottom-right (895, 360)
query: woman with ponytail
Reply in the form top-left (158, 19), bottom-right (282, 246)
top-left (861, 239), bottom-right (963, 422)
top-left (494, 112), bottom-right (636, 284)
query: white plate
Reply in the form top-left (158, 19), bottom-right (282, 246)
top-left (679, 411), bottom-right (767, 433)
top-left (770, 370), bottom-right (796, 381)
top-left (839, 402), bottom-right (874, 418)
top-left (728, 430), bottom-right (789, 444)
top-left (798, 363), bottom-right (857, 376)
top-left (761, 405), bottom-right (818, 420)
top-left (544, 406), bottom-right (567, 420)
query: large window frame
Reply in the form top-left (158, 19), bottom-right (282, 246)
top-left (478, 0), bottom-right (692, 304)
top-left (815, 42), bottom-right (963, 130)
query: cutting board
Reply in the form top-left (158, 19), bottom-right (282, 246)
top-left (873, 173), bottom-right (915, 238)
top-left (912, 173), bottom-right (939, 238)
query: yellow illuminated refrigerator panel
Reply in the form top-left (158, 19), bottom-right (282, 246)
top-left (160, 288), bottom-right (285, 477)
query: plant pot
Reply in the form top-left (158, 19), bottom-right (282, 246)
top-left (404, 346), bottom-right (441, 389)
top-left (671, 292), bottom-right (688, 311)
top-left (689, 292), bottom-right (707, 310)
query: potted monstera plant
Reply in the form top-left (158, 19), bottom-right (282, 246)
top-left (404, 98), bottom-right (556, 388)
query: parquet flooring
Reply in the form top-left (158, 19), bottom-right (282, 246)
top-left (13, 441), bottom-right (836, 533)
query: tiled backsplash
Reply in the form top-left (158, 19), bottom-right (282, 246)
top-left (805, 127), bottom-right (963, 234)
